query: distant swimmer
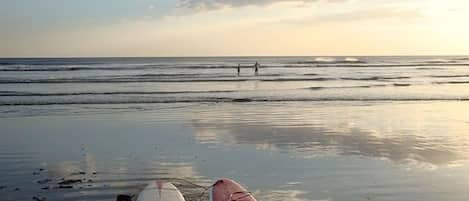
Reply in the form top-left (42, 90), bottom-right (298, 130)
top-left (254, 61), bottom-right (260, 75)
top-left (237, 64), bottom-right (240, 75)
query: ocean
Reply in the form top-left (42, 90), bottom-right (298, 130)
top-left (1, 56), bottom-right (469, 201)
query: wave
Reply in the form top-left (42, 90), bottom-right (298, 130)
top-left (1, 97), bottom-right (468, 106)
top-left (2, 62), bottom-right (469, 72)
top-left (0, 64), bottom-right (302, 71)
top-left (307, 84), bottom-right (388, 90)
top-left (0, 65), bottom-right (159, 72)
top-left (0, 77), bottom-right (336, 84)
top-left (393, 83), bottom-right (411, 87)
top-left (434, 81), bottom-right (469, 85)
top-left (340, 76), bottom-right (411, 81)
top-left (261, 77), bottom-right (334, 82)
top-left (307, 83), bottom-right (411, 90)
top-left (296, 57), bottom-right (366, 64)
top-left (0, 63), bottom-right (287, 71)
top-left (0, 75), bottom-right (418, 84)
top-left (416, 67), bottom-right (445, 70)
top-left (137, 73), bottom-right (202, 77)
top-left (418, 59), bottom-right (457, 64)
top-left (0, 59), bottom-right (104, 66)
top-left (0, 64), bottom-right (309, 71)
top-left (429, 75), bottom-right (469, 78)
top-left (137, 73), bottom-right (283, 78)
top-left (315, 57), bottom-right (335, 62)
top-left (344, 57), bottom-right (361, 62)
top-left (0, 90), bottom-right (238, 97)
top-left (315, 63), bottom-right (469, 68)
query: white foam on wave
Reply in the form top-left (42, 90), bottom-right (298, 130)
top-left (314, 57), bottom-right (336, 63)
top-left (422, 59), bottom-right (455, 64)
top-left (344, 57), bottom-right (359, 62)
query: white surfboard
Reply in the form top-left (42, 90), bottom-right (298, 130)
top-left (136, 181), bottom-right (185, 201)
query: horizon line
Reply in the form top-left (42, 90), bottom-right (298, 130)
top-left (1, 54), bottom-right (469, 59)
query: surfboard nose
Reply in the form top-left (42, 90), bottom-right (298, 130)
top-left (213, 178), bottom-right (231, 186)
top-left (156, 180), bottom-right (165, 190)
top-left (211, 178), bottom-right (256, 201)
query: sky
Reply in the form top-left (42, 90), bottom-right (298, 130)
top-left (1, 0), bottom-right (468, 57)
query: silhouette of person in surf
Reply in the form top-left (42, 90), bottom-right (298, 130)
top-left (254, 61), bottom-right (259, 75)
top-left (237, 64), bottom-right (240, 76)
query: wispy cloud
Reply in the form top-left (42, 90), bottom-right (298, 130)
top-left (177, 0), bottom-right (343, 11)
top-left (281, 7), bottom-right (425, 25)
top-left (319, 7), bottom-right (423, 22)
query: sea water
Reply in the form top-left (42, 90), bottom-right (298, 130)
top-left (1, 56), bottom-right (469, 201)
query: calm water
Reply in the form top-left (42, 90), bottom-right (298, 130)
top-left (1, 56), bottom-right (469, 201)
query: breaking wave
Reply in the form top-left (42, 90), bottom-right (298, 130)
top-left (296, 57), bottom-right (366, 64)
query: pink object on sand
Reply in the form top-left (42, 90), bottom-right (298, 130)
top-left (211, 179), bottom-right (257, 201)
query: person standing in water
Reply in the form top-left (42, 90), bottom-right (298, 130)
top-left (254, 61), bottom-right (259, 75)
top-left (237, 64), bottom-right (241, 76)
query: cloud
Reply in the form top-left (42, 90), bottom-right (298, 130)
top-left (317, 7), bottom-right (423, 22)
top-left (280, 7), bottom-right (425, 25)
top-left (178, 0), bottom-right (337, 11)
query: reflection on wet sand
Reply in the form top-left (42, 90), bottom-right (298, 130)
top-left (191, 103), bottom-right (469, 167)
top-left (196, 123), bottom-right (463, 165)
top-left (2, 101), bottom-right (469, 201)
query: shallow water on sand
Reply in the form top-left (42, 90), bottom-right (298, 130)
top-left (1, 101), bottom-right (469, 201)
top-left (1, 56), bottom-right (469, 201)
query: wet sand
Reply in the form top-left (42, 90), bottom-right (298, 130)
top-left (1, 101), bottom-right (469, 201)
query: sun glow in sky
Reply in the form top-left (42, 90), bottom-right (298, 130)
top-left (1, 0), bottom-right (469, 57)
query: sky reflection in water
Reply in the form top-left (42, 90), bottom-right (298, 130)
top-left (1, 101), bottom-right (469, 201)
